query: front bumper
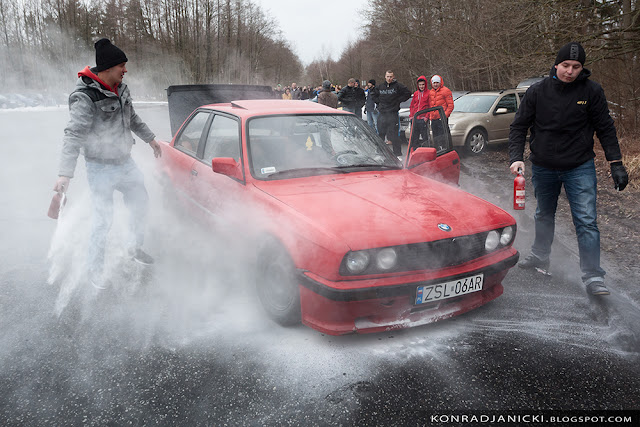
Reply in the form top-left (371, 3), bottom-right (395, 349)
top-left (297, 250), bottom-right (519, 335)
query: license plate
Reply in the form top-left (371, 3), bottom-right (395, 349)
top-left (415, 273), bottom-right (484, 305)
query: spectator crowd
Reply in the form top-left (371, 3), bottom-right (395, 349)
top-left (273, 73), bottom-right (454, 156)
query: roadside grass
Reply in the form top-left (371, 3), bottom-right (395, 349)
top-left (619, 133), bottom-right (639, 190)
top-left (595, 133), bottom-right (639, 190)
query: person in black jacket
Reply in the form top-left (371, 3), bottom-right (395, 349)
top-left (373, 70), bottom-right (412, 157)
top-left (337, 78), bottom-right (365, 115)
top-left (509, 42), bottom-right (629, 296)
top-left (365, 79), bottom-right (379, 131)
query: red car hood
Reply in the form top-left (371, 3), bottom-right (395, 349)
top-left (253, 171), bottom-right (513, 250)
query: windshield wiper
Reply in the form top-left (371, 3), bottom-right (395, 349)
top-left (266, 167), bottom-right (348, 178)
top-left (335, 164), bottom-right (402, 169)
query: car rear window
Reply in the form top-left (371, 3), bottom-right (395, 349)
top-left (453, 95), bottom-right (498, 113)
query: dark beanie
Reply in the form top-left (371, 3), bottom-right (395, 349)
top-left (322, 80), bottom-right (332, 90)
top-left (368, 79), bottom-right (376, 85)
top-left (94, 38), bottom-right (128, 72)
top-left (554, 42), bottom-right (585, 65)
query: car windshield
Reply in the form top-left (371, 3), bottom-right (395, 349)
top-left (247, 114), bottom-right (401, 179)
top-left (453, 95), bottom-right (498, 113)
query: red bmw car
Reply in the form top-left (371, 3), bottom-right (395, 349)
top-left (158, 85), bottom-right (519, 335)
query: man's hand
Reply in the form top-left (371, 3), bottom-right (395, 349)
top-left (54, 176), bottom-right (70, 193)
top-left (150, 139), bottom-right (162, 158)
top-left (510, 161), bottom-right (525, 175)
top-left (610, 161), bottom-right (628, 191)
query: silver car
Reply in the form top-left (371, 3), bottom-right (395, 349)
top-left (448, 89), bottom-right (526, 155)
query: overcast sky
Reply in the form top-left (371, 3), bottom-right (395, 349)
top-left (251, 0), bottom-right (368, 65)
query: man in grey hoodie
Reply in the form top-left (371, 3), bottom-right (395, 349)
top-left (53, 38), bottom-right (162, 289)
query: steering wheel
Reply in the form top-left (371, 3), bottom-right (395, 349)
top-left (332, 150), bottom-right (359, 165)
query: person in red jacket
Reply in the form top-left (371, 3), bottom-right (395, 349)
top-left (409, 75), bottom-right (430, 144)
top-left (429, 75), bottom-right (454, 147)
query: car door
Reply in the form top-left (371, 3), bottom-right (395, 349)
top-left (488, 93), bottom-right (517, 142)
top-left (405, 106), bottom-right (460, 185)
top-left (190, 113), bottom-right (244, 220)
top-left (167, 109), bottom-right (212, 205)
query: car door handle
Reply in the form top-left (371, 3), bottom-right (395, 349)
top-left (191, 169), bottom-right (198, 176)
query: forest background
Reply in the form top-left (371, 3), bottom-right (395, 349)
top-left (0, 0), bottom-right (638, 139)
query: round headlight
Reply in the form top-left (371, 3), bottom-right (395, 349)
top-left (376, 248), bottom-right (398, 270)
top-left (345, 251), bottom-right (370, 274)
top-left (500, 226), bottom-right (514, 246)
top-left (485, 230), bottom-right (500, 251)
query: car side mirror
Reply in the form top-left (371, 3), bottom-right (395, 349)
top-left (212, 157), bottom-right (243, 181)
top-left (494, 107), bottom-right (508, 115)
top-left (407, 147), bottom-right (437, 167)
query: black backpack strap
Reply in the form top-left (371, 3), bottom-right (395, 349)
top-left (74, 86), bottom-right (109, 103)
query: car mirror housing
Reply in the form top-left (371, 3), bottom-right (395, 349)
top-left (407, 147), bottom-right (437, 167)
top-left (494, 107), bottom-right (508, 115)
top-left (212, 157), bottom-right (243, 180)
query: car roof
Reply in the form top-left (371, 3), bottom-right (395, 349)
top-left (517, 76), bottom-right (545, 88)
top-left (458, 88), bottom-right (525, 97)
top-left (198, 99), bottom-right (347, 118)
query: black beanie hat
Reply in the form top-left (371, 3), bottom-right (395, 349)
top-left (368, 79), bottom-right (376, 85)
top-left (554, 42), bottom-right (585, 65)
top-left (94, 38), bottom-right (128, 72)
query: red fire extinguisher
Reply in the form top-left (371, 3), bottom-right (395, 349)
top-left (513, 168), bottom-right (525, 210)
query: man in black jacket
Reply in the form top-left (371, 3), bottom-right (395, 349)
top-left (337, 78), bottom-right (365, 115)
top-left (365, 79), bottom-right (379, 131)
top-left (373, 70), bottom-right (412, 157)
top-left (509, 42), bottom-right (629, 296)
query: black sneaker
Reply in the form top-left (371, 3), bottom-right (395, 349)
top-left (131, 249), bottom-right (154, 266)
top-left (518, 254), bottom-right (549, 271)
top-left (586, 279), bottom-right (609, 296)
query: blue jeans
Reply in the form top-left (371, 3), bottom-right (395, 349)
top-left (531, 159), bottom-right (605, 281)
top-left (85, 157), bottom-right (148, 276)
top-left (367, 109), bottom-right (379, 132)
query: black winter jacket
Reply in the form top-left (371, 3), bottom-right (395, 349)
top-left (509, 66), bottom-right (621, 170)
top-left (373, 80), bottom-right (411, 114)
top-left (338, 85), bottom-right (366, 109)
top-left (365, 86), bottom-right (378, 111)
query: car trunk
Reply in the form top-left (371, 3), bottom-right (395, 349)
top-left (166, 84), bottom-right (274, 136)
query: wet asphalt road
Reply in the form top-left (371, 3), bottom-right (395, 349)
top-left (1, 105), bottom-right (639, 425)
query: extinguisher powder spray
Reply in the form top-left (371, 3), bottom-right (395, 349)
top-left (513, 168), bottom-right (525, 210)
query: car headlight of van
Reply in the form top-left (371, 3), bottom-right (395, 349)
top-left (484, 226), bottom-right (516, 252)
top-left (343, 247), bottom-right (397, 275)
top-left (376, 248), bottom-right (398, 270)
top-left (484, 230), bottom-right (500, 251)
top-left (345, 251), bottom-right (370, 274)
top-left (500, 226), bottom-right (514, 246)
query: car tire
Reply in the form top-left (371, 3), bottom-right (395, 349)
top-left (464, 128), bottom-right (488, 155)
top-left (255, 240), bottom-right (301, 326)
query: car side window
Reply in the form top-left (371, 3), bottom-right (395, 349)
top-left (203, 114), bottom-right (241, 163)
top-left (496, 94), bottom-right (517, 113)
top-left (174, 111), bottom-right (210, 156)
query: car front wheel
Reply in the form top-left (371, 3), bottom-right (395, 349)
top-left (256, 241), bottom-right (301, 326)
top-left (465, 128), bottom-right (488, 155)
